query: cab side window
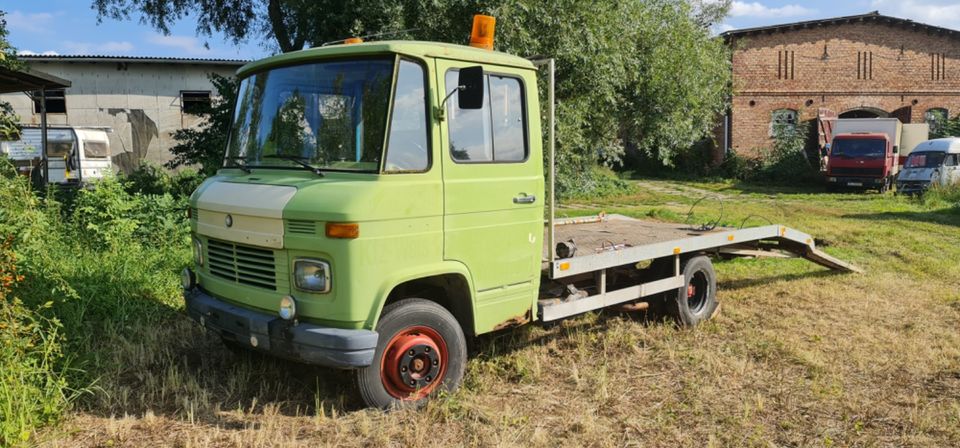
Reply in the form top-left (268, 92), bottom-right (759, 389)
top-left (384, 60), bottom-right (430, 172)
top-left (946, 154), bottom-right (959, 167)
top-left (445, 70), bottom-right (527, 163)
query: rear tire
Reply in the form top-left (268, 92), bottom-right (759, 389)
top-left (664, 256), bottom-right (718, 328)
top-left (356, 298), bottom-right (467, 409)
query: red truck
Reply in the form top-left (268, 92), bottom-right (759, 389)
top-left (824, 118), bottom-right (928, 192)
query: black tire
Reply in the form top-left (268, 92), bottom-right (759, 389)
top-left (879, 178), bottom-right (889, 194)
top-left (356, 298), bottom-right (467, 409)
top-left (664, 256), bottom-right (718, 328)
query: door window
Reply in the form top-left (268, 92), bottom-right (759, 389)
top-left (946, 154), bottom-right (959, 167)
top-left (384, 60), bottom-right (430, 172)
top-left (445, 70), bottom-right (527, 163)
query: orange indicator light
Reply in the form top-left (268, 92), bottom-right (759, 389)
top-left (326, 222), bottom-right (360, 239)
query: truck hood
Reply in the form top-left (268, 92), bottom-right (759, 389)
top-left (897, 167), bottom-right (936, 182)
top-left (190, 171), bottom-right (442, 247)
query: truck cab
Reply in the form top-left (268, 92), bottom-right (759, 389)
top-left (826, 132), bottom-right (895, 191)
top-left (183, 40), bottom-right (544, 407)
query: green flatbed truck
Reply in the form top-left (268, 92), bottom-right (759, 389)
top-left (182, 27), bottom-right (860, 408)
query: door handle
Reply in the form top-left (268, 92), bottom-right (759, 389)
top-left (513, 194), bottom-right (536, 204)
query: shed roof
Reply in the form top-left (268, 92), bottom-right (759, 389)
top-left (0, 66), bottom-right (71, 94)
top-left (721, 11), bottom-right (960, 40)
top-left (19, 54), bottom-right (248, 66)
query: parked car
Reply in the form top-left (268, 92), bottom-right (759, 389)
top-left (896, 138), bottom-right (960, 195)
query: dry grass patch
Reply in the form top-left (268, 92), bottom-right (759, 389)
top-left (38, 180), bottom-right (960, 447)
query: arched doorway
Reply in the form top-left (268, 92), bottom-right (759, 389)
top-left (839, 107), bottom-right (889, 119)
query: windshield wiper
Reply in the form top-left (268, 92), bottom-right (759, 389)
top-left (263, 155), bottom-right (325, 176)
top-left (223, 156), bottom-right (252, 173)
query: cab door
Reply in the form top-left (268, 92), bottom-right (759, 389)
top-left (436, 60), bottom-right (544, 333)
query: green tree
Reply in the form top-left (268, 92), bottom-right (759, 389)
top-left (165, 74), bottom-right (238, 175)
top-left (98, 0), bottom-right (730, 194)
top-left (0, 10), bottom-right (23, 141)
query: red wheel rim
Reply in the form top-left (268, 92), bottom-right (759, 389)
top-left (380, 325), bottom-right (448, 400)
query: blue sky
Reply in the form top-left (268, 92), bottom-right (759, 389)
top-left (3, 1), bottom-right (960, 60)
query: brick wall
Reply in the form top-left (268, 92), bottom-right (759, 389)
top-left (728, 21), bottom-right (960, 157)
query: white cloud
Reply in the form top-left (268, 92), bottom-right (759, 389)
top-left (6, 10), bottom-right (55, 34)
top-left (872, 0), bottom-right (960, 30)
top-left (60, 41), bottom-right (135, 55)
top-left (729, 1), bottom-right (816, 18)
top-left (16, 50), bottom-right (60, 56)
top-left (147, 34), bottom-right (210, 55)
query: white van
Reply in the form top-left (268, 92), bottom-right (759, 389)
top-left (896, 137), bottom-right (960, 195)
top-left (0, 126), bottom-right (113, 184)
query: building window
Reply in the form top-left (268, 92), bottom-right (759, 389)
top-left (858, 51), bottom-right (873, 80)
top-left (770, 109), bottom-right (798, 136)
top-left (777, 50), bottom-right (795, 80)
top-left (932, 53), bottom-right (946, 81)
top-left (31, 89), bottom-right (67, 114)
top-left (181, 91), bottom-right (212, 115)
top-left (926, 108), bottom-right (949, 136)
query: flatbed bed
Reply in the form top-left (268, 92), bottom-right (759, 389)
top-left (538, 214), bottom-right (861, 322)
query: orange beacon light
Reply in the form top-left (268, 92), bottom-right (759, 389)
top-left (469, 15), bottom-right (496, 50)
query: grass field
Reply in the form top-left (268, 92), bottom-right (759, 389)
top-left (38, 180), bottom-right (960, 447)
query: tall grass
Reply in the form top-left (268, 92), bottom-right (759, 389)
top-left (0, 161), bottom-right (192, 445)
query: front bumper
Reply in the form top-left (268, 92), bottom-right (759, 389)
top-left (185, 288), bottom-right (378, 368)
top-left (826, 175), bottom-right (886, 188)
top-left (897, 180), bottom-right (930, 195)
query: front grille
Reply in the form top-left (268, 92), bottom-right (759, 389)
top-left (286, 219), bottom-right (316, 235)
top-left (829, 167), bottom-right (884, 177)
top-left (206, 239), bottom-right (277, 290)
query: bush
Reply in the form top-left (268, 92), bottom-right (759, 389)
top-left (125, 163), bottom-right (204, 198)
top-left (0, 160), bottom-right (189, 443)
top-left (0, 236), bottom-right (70, 447)
top-left (558, 165), bottom-right (637, 200)
top-left (708, 122), bottom-right (819, 183)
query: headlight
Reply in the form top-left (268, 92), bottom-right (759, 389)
top-left (279, 295), bottom-right (296, 320)
top-left (181, 268), bottom-right (196, 290)
top-left (294, 259), bottom-right (331, 293)
top-left (192, 238), bottom-right (203, 266)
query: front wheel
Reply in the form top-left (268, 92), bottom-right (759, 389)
top-left (663, 256), bottom-right (718, 327)
top-left (356, 298), bottom-right (467, 409)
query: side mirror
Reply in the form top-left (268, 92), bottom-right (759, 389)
top-left (457, 66), bottom-right (485, 109)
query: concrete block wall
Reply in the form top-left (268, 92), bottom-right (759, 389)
top-left (0, 59), bottom-right (242, 173)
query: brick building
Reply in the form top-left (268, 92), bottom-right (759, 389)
top-left (721, 11), bottom-right (960, 158)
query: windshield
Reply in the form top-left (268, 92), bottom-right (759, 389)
top-left (905, 151), bottom-right (946, 168)
top-left (831, 138), bottom-right (886, 158)
top-left (225, 58), bottom-right (394, 172)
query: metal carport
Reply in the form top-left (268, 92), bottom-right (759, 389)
top-left (0, 66), bottom-right (71, 184)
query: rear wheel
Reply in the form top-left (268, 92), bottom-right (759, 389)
top-left (664, 256), bottom-right (718, 327)
top-left (356, 298), bottom-right (467, 409)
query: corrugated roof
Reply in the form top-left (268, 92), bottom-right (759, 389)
top-left (722, 11), bottom-right (960, 40)
top-left (18, 54), bottom-right (249, 65)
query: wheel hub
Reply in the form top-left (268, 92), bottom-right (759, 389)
top-left (380, 326), bottom-right (447, 400)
